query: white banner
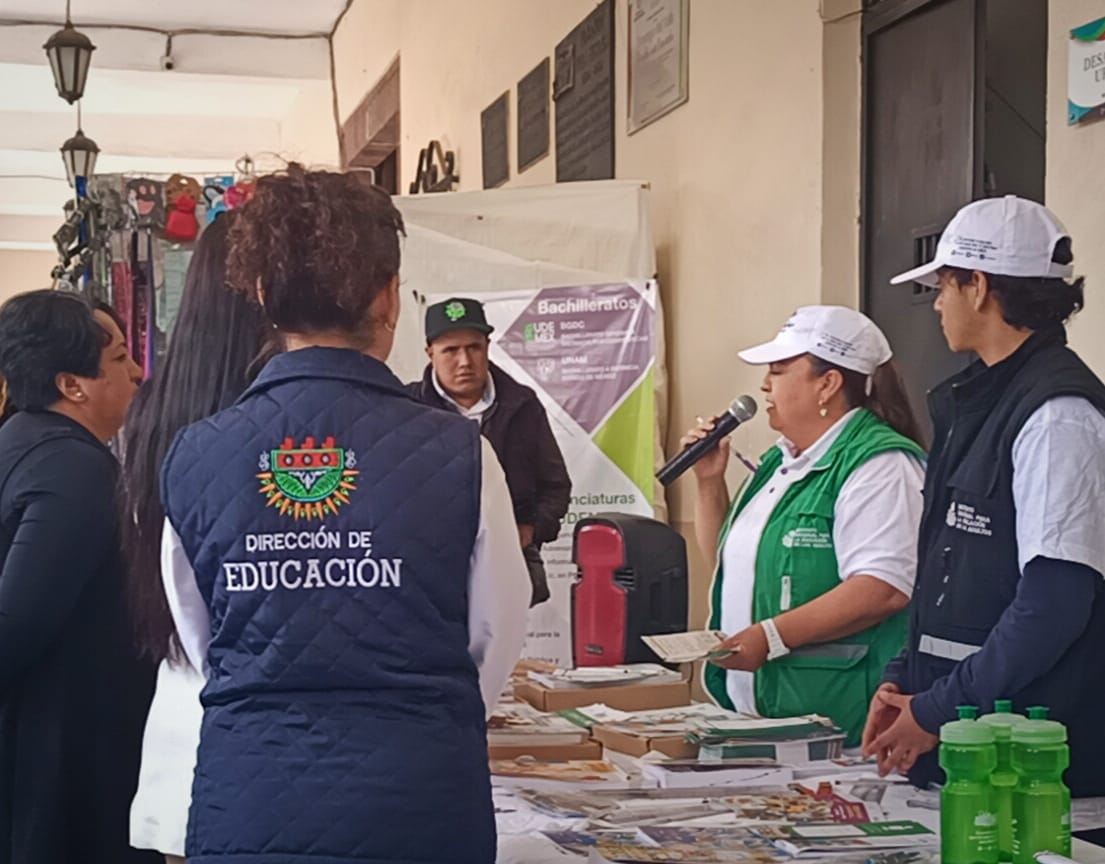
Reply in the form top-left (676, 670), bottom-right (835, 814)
top-left (430, 281), bottom-right (659, 665)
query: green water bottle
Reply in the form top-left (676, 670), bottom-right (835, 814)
top-left (980, 699), bottom-right (1027, 862)
top-left (1011, 706), bottom-right (1071, 864)
top-left (940, 705), bottom-right (999, 864)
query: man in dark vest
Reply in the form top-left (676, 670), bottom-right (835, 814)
top-left (409, 297), bottom-right (572, 606)
top-left (860, 196), bottom-right (1105, 796)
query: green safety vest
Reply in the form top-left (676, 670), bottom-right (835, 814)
top-left (703, 409), bottom-right (925, 746)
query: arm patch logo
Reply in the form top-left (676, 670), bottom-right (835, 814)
top-left (257, 436), bottom-right (358, 520)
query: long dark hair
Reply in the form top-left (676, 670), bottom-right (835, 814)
top-left (120, 214), bottom-right (275, 662)
top-left (0, 374), bottom-right (11, 428)
top-left (810, 356), bottom-right (926, 449)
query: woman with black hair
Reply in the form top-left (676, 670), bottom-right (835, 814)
top-left (0, 290), bottom-right (152, 864)
top-left (121, 214), bottom-right (273, 863)
top-left (866, 197), bottom-right (1105, 798)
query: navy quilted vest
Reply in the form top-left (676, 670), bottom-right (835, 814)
top-left (162, 348), bottom-right (493, 864)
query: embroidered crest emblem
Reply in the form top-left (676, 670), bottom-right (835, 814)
top-left (257, 436), bottom-right (358, 520)
top-left (444, 300), bottom-right (467, 321)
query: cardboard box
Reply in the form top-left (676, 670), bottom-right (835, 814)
top-left (592, 724), bottom-right (698, 759)
top-left (488, 739), bottom-right (603, 762)
top-left (514, 679), bottom-right (691, 713)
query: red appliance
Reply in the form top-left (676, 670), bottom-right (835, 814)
top-left (571, 513), bottom-right (688, 667)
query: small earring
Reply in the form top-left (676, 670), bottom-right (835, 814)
top-left (383, 321), bottom-right (396, 333)
top-left (819, 403), bottom-right (828, 418)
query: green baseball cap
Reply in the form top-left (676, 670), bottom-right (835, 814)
top-left (424, 297), bottom-right (494, 344)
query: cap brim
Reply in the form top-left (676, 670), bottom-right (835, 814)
top-left (889, 260), bottom-right (941, 287)
top-left (427, 322), bottom-right (494, 342)
top-left (738, 339), bottom-right (803, 366)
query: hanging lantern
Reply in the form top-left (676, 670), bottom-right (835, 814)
top-left (43, 8), bottom-right (96, 105)
top-left (60, 125), bottom-right (100, 186)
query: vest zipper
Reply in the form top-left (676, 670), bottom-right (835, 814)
top-left (780, 575), bottom-right (792, 611)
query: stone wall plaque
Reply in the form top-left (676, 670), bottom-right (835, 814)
top-left (481, 91), bottom-right (510, 189)
top-left (628, 0), bottom-right (689, 134)
top-left (517, 58), bottom-right (550, 172)
top-left (554, 0), bottom-right (615, 182)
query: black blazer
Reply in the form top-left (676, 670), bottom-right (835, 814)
top-left (0, 411), bottom-right (157, 863)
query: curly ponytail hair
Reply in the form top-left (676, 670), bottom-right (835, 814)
top-left (228, 163), bottom-right (406, 333)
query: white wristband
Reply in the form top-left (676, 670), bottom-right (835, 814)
top-left (761, 617), bottom-right (791, 661)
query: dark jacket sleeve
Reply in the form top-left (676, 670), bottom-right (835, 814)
top-left (0, 439), bottom-right (116, 695)
top-left (529, 399), bottom-right (572, 544)
top-left (910, 556), bottom-right (1097, 733)
top-left (880, 648), bottom-right (909, 690)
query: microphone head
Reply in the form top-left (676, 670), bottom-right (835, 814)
top-left (729, 395), bottom-right (757, 422)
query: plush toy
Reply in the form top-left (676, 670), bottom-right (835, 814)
top-left (126, 178), bottom-right (166, 231)
top-left (224, 180), bottom-right (255, 210)
top-left (164, 174), bottom-right (201, 242)
top-left (203, 175), bottom-right (234, 224)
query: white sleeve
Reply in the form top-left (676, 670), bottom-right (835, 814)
top-left (160, 519), bottom-right (212, 677)
top-left (832, 450), bottom-right (926, 597)
top-left (1012, 396), bottom-right (1105, 575)
top-left (468, 437), bottom-right (530, 718)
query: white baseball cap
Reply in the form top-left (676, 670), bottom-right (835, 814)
top-left (890, 195), bottom-right (1073, 288)
top-left (738, 306), bottom-right (893, 376)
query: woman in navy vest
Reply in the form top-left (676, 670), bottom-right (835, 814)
top-left (159, 165), bottom-right (529, 864)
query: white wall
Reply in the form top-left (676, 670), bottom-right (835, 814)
top-left (281, 80), bottom-right (341, 167)
top-left (1047, 1), bottom-right (1105, 376)
top-left (0, 249), bottom-right (55, 303)
top-left (333, 0), bottom-right (831, 626)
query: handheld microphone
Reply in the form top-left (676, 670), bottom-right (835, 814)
top-left (656, 395), bottom-right (758, 487)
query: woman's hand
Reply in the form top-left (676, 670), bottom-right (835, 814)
top-left (861, 682), bottom-right (902, 760)
top-left (709, 624), bottom-right (768, 672)
top-left (680, 416), bottom-right (730, 481)
top-left (862, 689), bottom-right (939, 776)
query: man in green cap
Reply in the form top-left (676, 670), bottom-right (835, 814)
top-left (409, 297), bottom-right (571, 606)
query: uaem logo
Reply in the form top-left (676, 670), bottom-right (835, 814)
top-left (257, 436), bottom-right (358, 520)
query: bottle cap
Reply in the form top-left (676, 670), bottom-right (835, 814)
top-left (1027, 706), bottom-right (1050, 720)
top-left (1012, 719), bottom-right (1067, 746)
top-left (941, 717), bottom-right (996, 745)
top-left (957, 705), bottom-right (979, 719)
top-left (979, 700), bottom-right (1027, 739)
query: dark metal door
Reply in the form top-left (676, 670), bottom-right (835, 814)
top-left (862, 0), bottom-right (984, 439)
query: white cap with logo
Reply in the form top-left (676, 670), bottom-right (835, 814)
top-left (890, 195), bottom-right (1073, 288)
top-left (738, 305), bottom-right (893, 377)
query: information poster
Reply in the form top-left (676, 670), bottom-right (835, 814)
top-left (432, 281), bottom-right (658, 664)
top-left (1069, 16), bottom-right (1105, 124)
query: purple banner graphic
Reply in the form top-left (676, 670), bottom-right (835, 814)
top-left (497, 284), bottom-right (654, 433)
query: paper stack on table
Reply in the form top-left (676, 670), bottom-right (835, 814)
top-left (528, 664), bottom-right (684, 690)
top-left (690, 717), bottom-right (847, 765)
top-left (489, 701), bottom-right (594, 748)
top-left (490, 758), bottom-right (631, 791)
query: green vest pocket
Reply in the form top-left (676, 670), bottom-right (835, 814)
top-left (756, 642), bottom-right (870, 747)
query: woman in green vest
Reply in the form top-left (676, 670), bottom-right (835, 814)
top-left (686, 306), bottom-right (926, 745)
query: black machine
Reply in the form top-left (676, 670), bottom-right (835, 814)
top-left (571, 513), bottom-right (688, 667)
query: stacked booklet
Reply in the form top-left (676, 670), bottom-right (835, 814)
top-left (486, 699), bottom-right (601, 760)
top-left (689, 716), bottom-right (847, 764)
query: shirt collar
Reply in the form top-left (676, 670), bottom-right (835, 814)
top-left (778, 407), bottom-right (861, 469)
top-left (431, 369), bottom-right (496, 419)
top-left (241, 347), bottom-right (410, 402)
